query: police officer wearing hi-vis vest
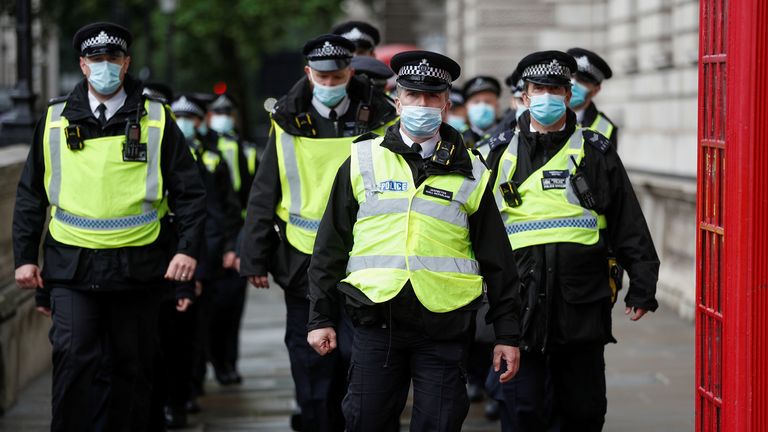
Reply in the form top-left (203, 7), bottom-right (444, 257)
top-left (12, 22), bottom-right (206, 431)
top-left (306, 50), bottom-right (522, 432)
top-left (483, 51), bottom-right (659, 431)
top-left (240, 34), bottom-right (397, 431)
top-left (566, 47), bottom-right (619, 149)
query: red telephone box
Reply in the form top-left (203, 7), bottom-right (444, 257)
top-left (697, 0), bottom-right (768, 430)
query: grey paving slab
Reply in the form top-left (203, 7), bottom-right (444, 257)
top-left (0, 284), bottom-right (694, 431)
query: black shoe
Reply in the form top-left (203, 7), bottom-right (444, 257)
top-left (484, 399), bottom-right (500, 421)
top-left (467, 383), bottom-right (484, 403)
top-left (185, 398), bottom-right (201, 414)
top-left (164, 406), bottom-right (188, 429)
top-left (228, 370), bottom-right (243, 385)
top-left (290, 407), bottom-right (302, 431)
top-left (215, 367), bottom-right (236, 386)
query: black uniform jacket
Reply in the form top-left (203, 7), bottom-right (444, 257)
top-left (580, 101), bottom-right (619, 149)
top-left (306, 123), bottom-right (521, 346)
top-left (191, 143), bottom-right (242, 282)
top-left (485, 110), bottom-right (658, 352)
top-left (202, 131), bottom-right (255, 211)
top-left (13, 75), bottom-right (207, 299)
top-left (239, 75), bottom-right (397, 296)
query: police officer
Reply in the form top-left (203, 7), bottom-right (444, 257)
top-left (462, 75), bottom-right (502, 155)
top-left (447, 88), bottom-right (469, 133)
top-left (332, 20), bottom-right (381, 57)
top-left (240, 34), bottom-right (397, 431)
top-left (567, 47), bottom-right (618, 148)
top-left (484, 51), bottom-right (659, 431)
top-left (487, 70), bottom-right (526, 139)
top-left (12, 22), bottom-right (206, 431)
top-left (152, 95), bottom-right (242, 428)
top-left (306, 50), bottom-right (522, 432)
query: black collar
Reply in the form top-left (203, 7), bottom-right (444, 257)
top-left (61, 74), bottom-right (145, 127)
top-left (380, 122), bottom-right (476, 179)
top-left (580, 102), bottom-right (599, 127)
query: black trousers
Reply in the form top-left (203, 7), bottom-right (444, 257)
top-left (488, 344), bottom-right (607, 432)
top-left (343, 325), bottom-right (470, 432)
top-left (284, 291), bottom-right (353, 432)
top-left (49, 286), bottom-right (162, 432)
top-left (209, 269), bottom-right (247, 374)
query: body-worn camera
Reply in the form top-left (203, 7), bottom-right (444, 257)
top-left (499, 181), bottom-right (523, 207)
top-left (65, 125), bottom-right (84, 150)
top-left (431, 141), bottom-right (455, 166)
top-left (123, 122), bottom-right (147, 162)
top-left (569, 156), bottom-right (596, 209)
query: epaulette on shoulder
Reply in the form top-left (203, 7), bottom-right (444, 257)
top-left (142, 93), bottom-right (167, 104)
top-left (353, 131), bottom-right (379, 143)
top-left (483, 128), bottom-right (516, 152)
top-left (583, 129), bottom-right (611, 154)
top-left (48, 94), bottom-right (69, 105)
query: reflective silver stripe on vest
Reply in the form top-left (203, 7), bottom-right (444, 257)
top-left (356, 139), bottom-right (379, 200)
top-left (410, 198), bottom-right (467, 228)
top-left (494, 134), bottom-right (519, 216)
top-left (221, 143), bottom-right (239, 191)
top-left (54, 208), bottom-right (159, 231)
top-left (505, 215), bottom-right (598, 235)
top-left (358, 197), bottom-right (409, 218)
top-left (563, 128), bottom-right (585, 207)
top-left (144, 101), bottom-right (163, 212)
top-left (280, 132), bottom-right (304, 223)
top-left (454, 155), bottom-right (485, 204)
top-left (593, 115), bottom-right (612, 137)
top-left (346, 254), bottom-right (479, 274)
top-left (48, 102), bottom-right (66, 206)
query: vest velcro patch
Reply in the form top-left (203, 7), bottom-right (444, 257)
top-left (541, 170), bottom-right (569, 190)
top-left (423, 185), bottom-right (454, 201)
top-left (378, 180), bottom-right (409, 192)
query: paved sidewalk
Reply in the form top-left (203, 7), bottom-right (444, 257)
top-left (0, 285), bottom-right (693, 431)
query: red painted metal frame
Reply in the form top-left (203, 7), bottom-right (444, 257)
top-left (698, 0), bottom-right (768, 429)
top-left (696, 0), bottom-right (725, 430)
top-left (722, 0), bottom-right (768, 429)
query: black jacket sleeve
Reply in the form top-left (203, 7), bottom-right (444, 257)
top-left (12, 118), bottom-right (48, 268)
top-left (470, 185), bottom-right (521, 346)
top-left (215, 159), bottom-right (244, 253)
top-left (240, 132), bottom-right (281, 277)
top-left (307, 158), bottom-right (356, 330)
top-left (161, 109), bottom-right (207, 259)
top-left (588, 145), bottom-right (659, 311)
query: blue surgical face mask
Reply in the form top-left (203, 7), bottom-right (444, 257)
top-left (569, 80), bottom-right (589, 108)
top-left (210, 114), bottom-right (234, 134)
top-left (528, 93), bottom-right (566, 126)
top-left (467, 103), bottom-right (496, 130)
top-left (447, 114), bottom-right (467, 132)
top-left (400, 105), bottom-right (444, 138)
top-left (197, 122), bottom-right (208, 136)
top-left (87, 61), bottom-right (123, 95)
top-left (515, 105), bottom-right (528, 121)
top-left (310, 74), bottom-right (348, 107)
top-left (176, 117), bottom-right (197, 140)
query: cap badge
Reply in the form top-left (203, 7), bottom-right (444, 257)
top-left (95, 31), bottom-right (110, 45)
top-left (419, 59), bottom-right (430, 72)
top-left (545, 60), bottom-right (563, 75)
top-left (576, 56), bottom-right (590, 71)
top-left (322, 41), bottom-right (333, 54)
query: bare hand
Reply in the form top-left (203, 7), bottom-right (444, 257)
top-left (15, 264), bottom-right (44, 290)
top-left (248, 275), bottom-right (270, 289)
top-left (493, 344), bottom-right (521, 383)
top-left (625, 307), bottom-right (649, 321)
top-left (36, 306), bottom-right (51, 317)
top-left (164, 253), bottom-right (197, 282)
top-left (176, 298), bottom-right (193, 312)
top-left (222, 251), bottom-right (237, 269)
top-left (308, 327), bottom-right (337, 356)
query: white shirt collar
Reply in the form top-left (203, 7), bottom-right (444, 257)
top-left (575, 108), bottom-right (586, 124)
top-left (88, 87), bottom-right (127, 122)
top-left (399, 127), bottom-right (441, 159)
top-left (311, 95), bottom-right (350, 119)
top-left (529, 122), bottom-right (566, 133)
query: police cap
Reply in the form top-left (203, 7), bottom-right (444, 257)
top-left (171, 95), bottom-right (205, 119)
top-left (449, 88), bottom-right (465, 107)
top-left (463, 75), bottom-right (501, 100)
top-left (303, 34), bottom-right (355, 72)
top-left (515, 50), bottom-right (576, 88)
top-left (504, 69), bottom-right (524, 97)
top-left (209, 94), bottom-right (237, 113)
top-left (351, 56), bottom-right (394, 79)
top-left (332, 21), bottom-right (381, 50)
top-left (390, 50), bottom-right (460, 93)
top-left (567, 47), bottom-right (613, 84)
top-left (73, 22), bottom-right (132, 57)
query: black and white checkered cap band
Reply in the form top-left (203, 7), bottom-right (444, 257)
top-left (340, 28), bottom-right (376, 46)
top-left (308, 41), bottom-right (352, 59)
top-left (398, 61), bottom-right (451, 83)
top-left (522, 60), bottom-right (572, 80)
top-left (171, 97), bottom-right (204, 117)
top-left (81, 31), bottom-right (128, 53)
top-left (575, 56), bottom-right (605, 82)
